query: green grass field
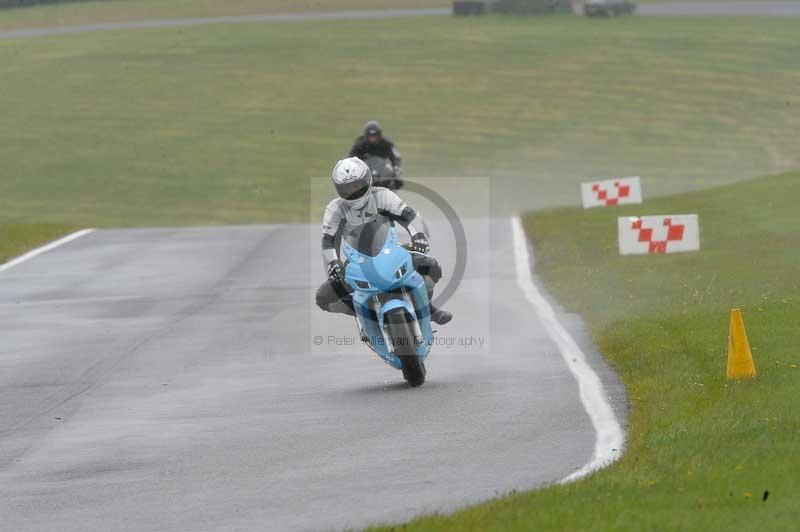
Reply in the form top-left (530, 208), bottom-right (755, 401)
top-left (369, 172), bottom-right (800, 530)
top-left (1, 15), bottom-right (798, 231)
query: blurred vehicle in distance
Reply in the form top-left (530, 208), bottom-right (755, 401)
top-left (584, 0), bottom-right (636, 17)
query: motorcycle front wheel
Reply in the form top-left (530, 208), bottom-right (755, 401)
top-left (385, 308), bottom-right (426, 387)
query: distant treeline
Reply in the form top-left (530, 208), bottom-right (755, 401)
top-left (0, 0), bottom-right (118, 9)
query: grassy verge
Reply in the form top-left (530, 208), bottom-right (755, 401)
top-left (0, 0), bottom-right (448, 30)
top-left (1, 16), bottom-right (799, 229)
top-left (371, 171), bottom-right (800, 530)
top-left (0, 223), bottom-right (79, 264)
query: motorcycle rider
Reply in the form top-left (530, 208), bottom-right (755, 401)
top-left (315, 157), bottom-right (452, 325)
top-left (349, 120), bottom-right (403, 189)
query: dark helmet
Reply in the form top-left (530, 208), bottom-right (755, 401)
top-left (363, 120), bottom-right (382, 138)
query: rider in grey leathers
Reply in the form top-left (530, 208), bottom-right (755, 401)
top-left (315, 157), bottom-right (452, 325)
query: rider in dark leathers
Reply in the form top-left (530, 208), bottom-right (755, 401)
top-left (349, 120), bottom-right (403, 190)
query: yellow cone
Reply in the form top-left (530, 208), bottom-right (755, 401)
top-left (727, 309), bottom-right (756, 380)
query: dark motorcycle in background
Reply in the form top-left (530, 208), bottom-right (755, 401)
top-left (364, 155), bottom-right (403, 191)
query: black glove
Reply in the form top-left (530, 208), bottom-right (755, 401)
top-left (410, 233), bottom-right (430, 254)
top-left (327, 259), bottom-right (344, 283)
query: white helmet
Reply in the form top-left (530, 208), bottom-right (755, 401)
top-left (332, 157), bottom-right (372, 207)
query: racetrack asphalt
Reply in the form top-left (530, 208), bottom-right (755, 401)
top-left (0, 219), bottom-right (625, 531)
top-left (637, 1), bottom-right (800, 16)
top-left (1, 2), bottom-right (799, 40)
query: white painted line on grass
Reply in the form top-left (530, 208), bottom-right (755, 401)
top-left (0, 229), bottom-right (95, 274)
top-left (511, 216), bottom-right (624, 483)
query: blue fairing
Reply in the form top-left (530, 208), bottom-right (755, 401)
top-left (342, 224), bottom-right (433, 370)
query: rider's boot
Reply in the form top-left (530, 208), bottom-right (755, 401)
top-left (329, 299), bottom-right (356, 316)
top-left (429, 304), bottom-right (452, 325)
top-left (418, 267), bottom-right (451, 325)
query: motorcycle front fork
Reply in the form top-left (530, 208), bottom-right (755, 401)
top-left (353, 290), bottom-right (424, 353)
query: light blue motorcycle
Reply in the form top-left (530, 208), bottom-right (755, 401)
top-left (341, 220), bottom-right (433, 387)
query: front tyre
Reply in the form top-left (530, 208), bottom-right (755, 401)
top-left (386, 309), bottom-right (426, 387)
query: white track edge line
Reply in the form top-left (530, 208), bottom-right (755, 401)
top-left (0, 229), bottom-right (95, 274)
top-left (510, 216), bottom-right (624, 483)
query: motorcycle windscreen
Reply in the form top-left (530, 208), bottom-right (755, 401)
top-left (344, 220), bottom-right (391, 257)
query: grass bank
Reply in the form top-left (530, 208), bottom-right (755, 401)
top-left (373, 171), bottom-right (800, 530)
top-left (1, 16), bottom-right (798, 231)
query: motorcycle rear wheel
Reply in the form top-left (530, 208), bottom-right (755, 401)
top-left (386, 308), bottom-right (426, 387)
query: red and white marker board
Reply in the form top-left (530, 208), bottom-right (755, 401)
top-left (581, 177), bottom-right (642, 208)
top-left (618, 215), bottom-right (700, 255)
